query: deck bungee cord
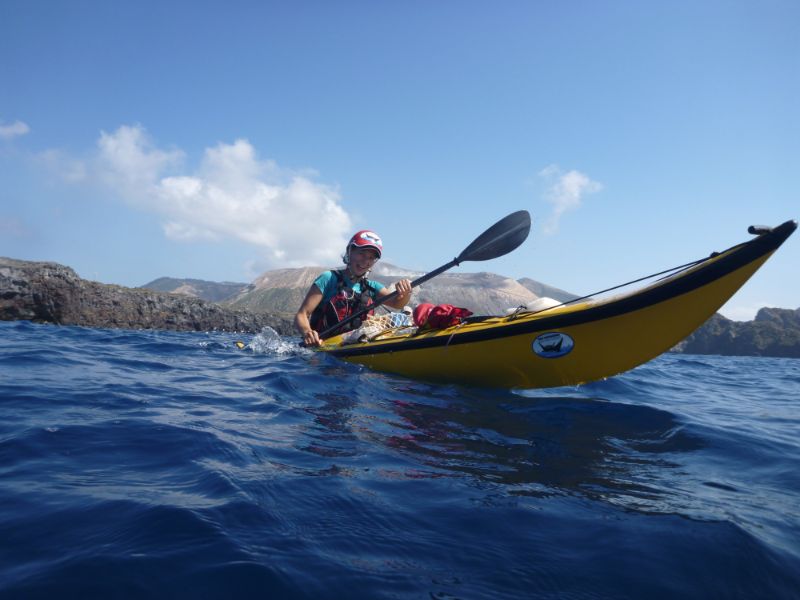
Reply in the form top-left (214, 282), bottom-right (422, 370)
top-left (504, 230), bottom-right (769, 322)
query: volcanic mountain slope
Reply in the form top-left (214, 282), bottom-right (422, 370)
top-left (220, 263), bottom-right (549, 316)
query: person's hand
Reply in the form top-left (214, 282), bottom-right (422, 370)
top-left (302, 329), bottom-right (322, 347)
top-left (395, 279), bottom-right (412, 302)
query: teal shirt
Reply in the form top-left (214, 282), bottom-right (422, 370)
top-left (314, 270), bottom-right (384, 303)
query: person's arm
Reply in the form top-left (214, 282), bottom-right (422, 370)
top-left (380, 278), bottom-right (412, 310)
top-left (295, 285), bottom-right (324, 347)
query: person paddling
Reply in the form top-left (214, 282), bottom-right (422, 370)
top-left (295, 230), bottom-right (412, 347)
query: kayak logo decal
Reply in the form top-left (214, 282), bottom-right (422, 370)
top-left (532, 332), bottom-right (574, 358)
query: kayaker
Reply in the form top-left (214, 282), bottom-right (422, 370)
top-left (295, 229), bottom-right (413, 347)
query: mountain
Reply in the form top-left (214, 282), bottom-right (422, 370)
top-left (141, 277), bottom-right (248, 302)
top-left (403, 271), bottom-right (538, 315)
top-left (223, 263), bottom-right (550, 315)
top-left (673, 308), bottom-right (800, 358)
top-left (145, 263), bottom-right (556, 315)
top-left (517, 278), bottom-right (580, 303)
top-left (225, 267), bottom-right (323, 314)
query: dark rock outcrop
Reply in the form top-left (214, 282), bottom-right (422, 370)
top-left (0, 257), bottom-right (293, 334)
top-left (673, 309), bottom-right (800, 358)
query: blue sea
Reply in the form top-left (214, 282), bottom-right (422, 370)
top-left (1, 320), bottom-right (799, 599)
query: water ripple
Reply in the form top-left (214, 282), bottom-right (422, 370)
top-left (1, 321), bottom-right (799, 598)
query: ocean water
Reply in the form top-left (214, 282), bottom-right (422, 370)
top-left (1, 320), bottom-right (799, 599)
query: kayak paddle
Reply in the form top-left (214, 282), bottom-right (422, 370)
top-left (318, 210), bottom-right (532, 340)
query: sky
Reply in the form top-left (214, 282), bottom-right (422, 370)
top-left (1, 0), bottom-right (798, 321)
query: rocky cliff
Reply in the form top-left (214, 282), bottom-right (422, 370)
top-left (673, 308), bottom-right (800, 358)
top-left (0, 258), bottom-right (293, 334)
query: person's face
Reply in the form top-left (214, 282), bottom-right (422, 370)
top-left (349, 247), bottom-right (379, 274)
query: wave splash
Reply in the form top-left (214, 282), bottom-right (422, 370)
top-left (245, 326), bottom-right (304, 356)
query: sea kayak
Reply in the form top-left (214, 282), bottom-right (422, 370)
top-left (318, 220), bottom-right (797, 389)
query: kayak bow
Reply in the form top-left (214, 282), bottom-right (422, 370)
top-left (319, 220), bottom-right (797, 389)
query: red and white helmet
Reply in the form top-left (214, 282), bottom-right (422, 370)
top-left (347, 230), bottom-right (383, 258)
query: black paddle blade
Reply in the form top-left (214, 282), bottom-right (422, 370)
top-left (457, 210), bottom-right (531, 262)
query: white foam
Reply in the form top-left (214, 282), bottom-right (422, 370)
top-left (248, 327), bottom-right (304, 356)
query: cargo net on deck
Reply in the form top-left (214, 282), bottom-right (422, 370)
top-left (341, 311), bottom-right (416, 345)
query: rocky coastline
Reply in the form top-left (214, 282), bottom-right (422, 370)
top-left (0, 257), bottom-right (294, 335)
top-left (673, 310), bottom-right (800, 358)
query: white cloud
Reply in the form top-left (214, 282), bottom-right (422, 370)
top-left (88, 125), bottom-right (352, 267)
top-left (0, 120), bottom-right (30, 140)
top-left (96, 124), bottom-right (184, 194)
top-left (539, 164), bottom-right (603, 234)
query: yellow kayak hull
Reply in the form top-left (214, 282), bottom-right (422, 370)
top-left (321, 221), bottom-right (796, 389)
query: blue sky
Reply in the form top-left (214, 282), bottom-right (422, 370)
top-left (1, 0), bottom-right (797, 320)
